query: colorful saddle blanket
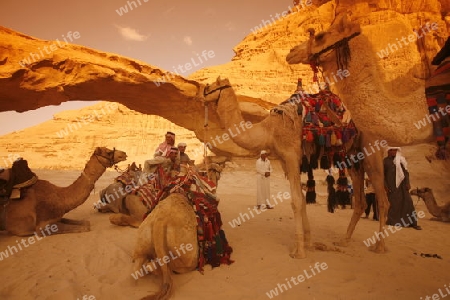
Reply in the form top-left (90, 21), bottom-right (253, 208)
top-left (300, 90), bottom-right (355, 146)
top-left (129, 164), bottom-right (233, 271)
top-left (157, 166), bottom-right (233, 272)
top-left (280, 89), bottom-right (358, 170)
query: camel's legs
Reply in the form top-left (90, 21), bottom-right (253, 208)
top-left (336, 138), bottom-right (388, 253)
top-left (35, 220), bottom-right (90, 235)
top-left (6, 215), bottom-right (36, 236)
top-left (60, 217), bottom-right (90, 226)
top-left (337, 165), bottom-right (365, 246)
top-left (365, 151), bottom-right (389, 253)
top-left (287, 161), bottom-right (308, 259)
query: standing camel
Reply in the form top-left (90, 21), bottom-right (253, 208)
top-left (425, 36), bottom-right (450, 159)
top-left (203, 76), bottom-right (385, 257)
top-left (202, 77), bottom-right (310, 258)
top-left (3, 147), bottom-right (127, 236)
top-left (285, 13), bottom-right (444, 252)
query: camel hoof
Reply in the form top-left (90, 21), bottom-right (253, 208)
top-left (370, 245), bottom-right (387, 254)
top-left (371, 247), bottom-right (386, 254)
top-left (306, 244), bottom-right (315, 251)
top-left (289, 250), bottom-right (307, 259)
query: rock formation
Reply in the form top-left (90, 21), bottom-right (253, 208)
top-left (285, 0), bottom-right (449, 145)
top-left (1, 0), bottom-right (449, 162)
top-left (0, 103), bottom-right (205, 169)
top-left (0, 26), bottom-right (266, 159)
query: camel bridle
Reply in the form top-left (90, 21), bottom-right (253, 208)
top-left (308, 31), bottom-right (361, 72)
top-left (95, 148), bottom-right (117, 168)
top-left (203, 82), bottom-right (232, 97)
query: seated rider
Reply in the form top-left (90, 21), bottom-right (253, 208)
top-left (161, 147), bottom-right (180, 180)
top-left (177, 143), bottom-right (192, 165)
top-left (154, 131), bottom-right (176, 158)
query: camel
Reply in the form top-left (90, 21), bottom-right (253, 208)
top-left (286, 13), bottom-right (448, 253)
top-left (1, 147), bottom-right (127, 236)
top-left (203, 75), bottom-right (386, 257)
top-left (410, 187), bottom-right (450, 222)
top-left (425, 36), bottom-right (450, 160)
top-left (132, 193), bottom-right (199, 300)
top-left (202, 77), bottom-right (312, 258)
top-left (202, 162), bottom-right (224, 188)
top-left (95, 162), bottom-right (143, 213)
top-left (107, 163), bottom-right (221, 228)
top-left (132, 165), bottom-right (232, 300)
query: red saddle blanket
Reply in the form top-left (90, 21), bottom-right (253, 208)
top-left (137, 166), bottom-right (233, 272)
top-left (166, 173), bottom-right (233, 272)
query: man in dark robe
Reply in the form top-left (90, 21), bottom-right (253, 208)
top-left (383, 147), bottom-right (422, 230)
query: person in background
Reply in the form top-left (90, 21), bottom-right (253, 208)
top-left (256, 150), bottom-right (273, 209)
top-left (363, 173), bottom-right (378, 221)
top-left (384, 147), bottom-right (421, 230)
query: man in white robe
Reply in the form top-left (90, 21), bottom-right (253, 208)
top-left (256, 150), bottom-right (274, 209)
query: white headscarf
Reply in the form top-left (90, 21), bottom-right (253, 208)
top-left (388, 147), bottom-right (408, 188)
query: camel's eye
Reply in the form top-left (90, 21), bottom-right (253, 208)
top-left (315, 32), bottom-right (325, 41)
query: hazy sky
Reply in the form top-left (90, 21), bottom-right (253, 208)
top-left (0, 0), bottom-right (295, 135)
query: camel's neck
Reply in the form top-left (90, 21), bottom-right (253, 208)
top-left (215, 88), bottom-right (269, 150)
top-left (420, 193), bottom-right (442, 217)
top-left (60, 154), bottom-right (107, 213)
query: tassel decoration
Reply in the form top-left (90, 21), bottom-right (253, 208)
top-left (320, 154), bottom-right (330, 169)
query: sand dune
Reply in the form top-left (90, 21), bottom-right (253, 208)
top-left (0, 143), bottom-right (449, 300)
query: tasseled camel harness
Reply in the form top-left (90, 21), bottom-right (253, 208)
top-left (271, 29), bottom-right (361, 208)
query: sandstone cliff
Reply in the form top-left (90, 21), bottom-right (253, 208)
top-left (0, 0), bottom-right (449, 169)
top-left (190, 0), bottom-right (449, 145)
top-left (0, 103), bottom-right (205, 169)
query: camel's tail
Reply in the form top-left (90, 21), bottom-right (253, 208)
top-left (140, 223), bottom-right (174, 300)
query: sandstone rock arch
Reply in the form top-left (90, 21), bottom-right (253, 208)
top-left (0, 26), bottom-right (270, 157)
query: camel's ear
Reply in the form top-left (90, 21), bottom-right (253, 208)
top-left (94, 147), bottom-right (102, 156)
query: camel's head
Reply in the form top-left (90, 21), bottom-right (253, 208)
top-left (286, 13), bottom-right (361, 67)
top-left (208, 162), bottom-right (223, 173)
top-left (94, 147), bottom-right (127, 168)
top-left (203, 77), bottom-right (233, 103)
top-left (128, 162), bottom-right (139, 172)
top-left (410, 187), bottom-right (432, 198)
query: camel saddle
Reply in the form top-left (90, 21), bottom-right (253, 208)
top-left (0, 158), bottom-right (38, 201)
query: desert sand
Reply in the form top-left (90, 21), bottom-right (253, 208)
top-left (0, 143), bottom-right (449, 300)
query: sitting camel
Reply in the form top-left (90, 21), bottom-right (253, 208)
top-left (106, 162), bottom-right (221, 228)
top-left (132, 193), bottom-right (199, 300)
top-left (410, 187), bottom-right (450, 222)
top-left (132, 175), bottom-right (232, 300)
top-left (95, 162), bottom-right (143, 213)
top-left (198, 162), bottom-right (223, 188)
top-left (1, 147), bottom-right (127, 236)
